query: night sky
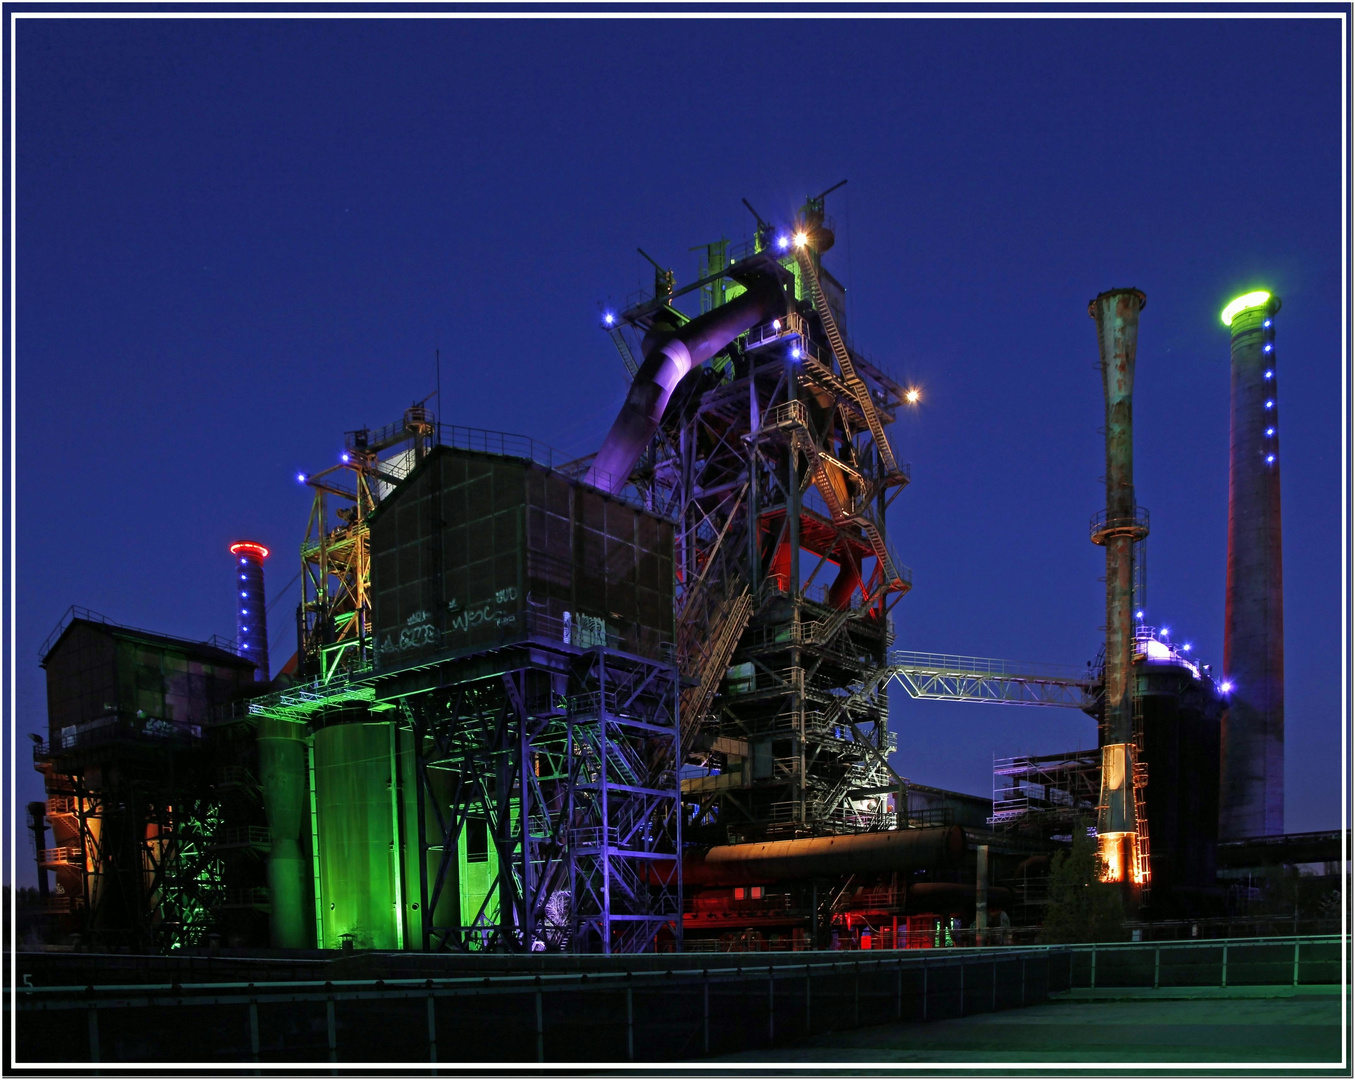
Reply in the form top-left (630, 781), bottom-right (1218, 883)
top-left (9, 13), bottom-right (1347, 885)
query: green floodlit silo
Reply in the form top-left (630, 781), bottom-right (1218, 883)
top-left (313, 721), bottom-right (405, 950)
top-left (258, 717), bottom-right (310, 948)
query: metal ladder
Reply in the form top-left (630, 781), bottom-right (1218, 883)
top-left (1131, 688), bottom-right (1152, 889)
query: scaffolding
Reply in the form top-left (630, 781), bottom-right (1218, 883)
top-left (990, 750), bottom-right (1102, 830)
top-left (390, 638), bottom-right (681, 955)
top-left (297, 404), bottom-right (435, 681)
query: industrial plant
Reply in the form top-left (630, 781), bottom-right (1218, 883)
top-left (25, 190), bottom-right (1340, 970)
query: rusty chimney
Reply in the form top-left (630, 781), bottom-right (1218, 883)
top-left (1089, 288), bottom-right (1149, 886)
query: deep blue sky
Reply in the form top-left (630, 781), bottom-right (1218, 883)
top-left (9, 14), bottom-right (1347, 883)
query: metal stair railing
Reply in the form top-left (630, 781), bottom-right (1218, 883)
top-left (765, 398), bottom-right (873, 523)
top-left (679, 582), bottom-right (754, 756)
top-left (806, 450), bottom-right (858, 520)
top-left (39, 846), bottom-right (83, 867)
top-left (45, 795), bottom-right (79, 817)
top-left (794, 247), bottom-right (901, 476)
top-left (859, 511), bottom-right (910, 592)
top-left (608, 326), bottom-right (638, 377)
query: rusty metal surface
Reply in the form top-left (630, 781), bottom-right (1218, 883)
top-left (1088, 288), bottom-right (1147, 749)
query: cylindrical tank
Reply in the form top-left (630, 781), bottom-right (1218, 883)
top-left (312, 721), bottom-right (402, 950)
top-left (1220, 291), bottom-right (1285, 838)
top-left (230, 542), bottom-right (270, 681)
top-left (1135, 641), bottom-right (1224, 915)
top-left (258, 717), bottom-right (309, 948)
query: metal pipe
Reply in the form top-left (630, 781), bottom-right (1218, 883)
top-left (1220, 291), bottom-right (1285, 838)
top-left (676, 825), bottom-right (965, 885)
top-left (28, 801), bottom-right (49, 901)
top-left (975, 844), bottom-right (989, 943)
top-left (587, 275), bottom-right (787, 492)
top-left (1088, 288), bottom-right (1148, 882)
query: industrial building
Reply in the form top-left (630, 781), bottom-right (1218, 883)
top-left (28, 198), bottom-right (1317, 957)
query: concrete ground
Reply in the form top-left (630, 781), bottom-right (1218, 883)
top-left (708, 986), bottom-right (1348, 1067)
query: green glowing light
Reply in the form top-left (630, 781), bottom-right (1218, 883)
top-left (1220, 290), bottom-right (1272, 327)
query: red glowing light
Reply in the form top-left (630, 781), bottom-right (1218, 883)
top-left (229, 542), bottom-right (270, 560)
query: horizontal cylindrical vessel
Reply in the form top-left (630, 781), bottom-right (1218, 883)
top-left (679, 825), bottom-right (966, 885)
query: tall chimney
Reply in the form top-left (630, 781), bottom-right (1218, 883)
top-left (1089, 288), bottom-right (1149, 886)
top-left (230, 541), bottom-right (271, 681)
top-left (1219, 290), bottom-right (1284, 838)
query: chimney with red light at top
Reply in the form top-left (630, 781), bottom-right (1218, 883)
top-left (230, 541), bottom-right (270, 681)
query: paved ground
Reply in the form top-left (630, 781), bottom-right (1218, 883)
top-left (708, 986), bottom-right (1347, 1067)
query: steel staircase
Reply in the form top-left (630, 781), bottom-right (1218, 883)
top-left (804, 600), bottom-right (865, 648)
top-left (859, 512), bottom-right (908, 592)
top-left (795, 247), bottom-right (901, 477)
top-left (609, 326), bottom-right (638, 377)
top-left (677, 579), bottom-right (754, 757)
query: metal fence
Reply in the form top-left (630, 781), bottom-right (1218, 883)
top-left (10, 936), bottom-right (1342, 1066)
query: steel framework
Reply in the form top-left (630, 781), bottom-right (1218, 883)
top-left (602, 194), bottom-right (914, 845)
top-left (298, 404), bottom-right (435, 680)
top-left (391, 628), bottom-right (682, 954)
top-left (884, 651), bottom-right (1096, 709)
top-left (254, 422), bottom-right (685, 954)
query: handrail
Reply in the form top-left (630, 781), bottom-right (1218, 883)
top-left (39, 605), bottom-right (237, 664)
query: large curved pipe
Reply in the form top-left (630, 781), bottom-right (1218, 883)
top-left (587, 275), bottom-right (787, 492)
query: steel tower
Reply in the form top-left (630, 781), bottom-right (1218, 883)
top-left (601, 190), bottom-right (913, 844)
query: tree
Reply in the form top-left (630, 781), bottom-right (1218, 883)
top-left (1041, 822), bottom-right (1127, 943)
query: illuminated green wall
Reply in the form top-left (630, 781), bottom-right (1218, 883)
top-left (312, 722), bottom-right (404, 950)
top-left (457, 812), bottom-right (502, 932)
top-left (309, 720), bottom-right (516, 949)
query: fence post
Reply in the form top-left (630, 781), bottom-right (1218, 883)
top-left (249, 999), bottom-right (260, 1065)
top-left (1020, 955), bottom-right (1026, 1005)
top-left (922, 963), bottom-right (928, 1021)
top-left (854, 962), bottom-right (861, 1027)
top-left (626, 977), bottom-right (634, 1062)
top-left (1153, 945), bottom-right (1161, 990)
top-left (991, 960), bottom-right (997, 1011)
top-left (326, 995), bottom-right (337, 1066)
top-left (959, 959), bottom-right (966, 1016)
top-left (1293, 940), bottom-right (1301, 987)
top-left (535, 978), bottom-right (545, 1063)
top-left (1090, 943), bottom-right (1097, 990)
top-left (87, 1006), bottom-right (100, 1064)
top-left (804, 963), bottom-right (812, 1035)
top-left (896, 960), bottom-right (903, 1020)
top-left (427, 992), bottom-right (438, 1065)
top-left (1221, 943), bottom-right (1228, 988)
top-left (767, 966), bottom-right (775, 1045)
top-left (702, 969), bottom-right (710, 1055)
